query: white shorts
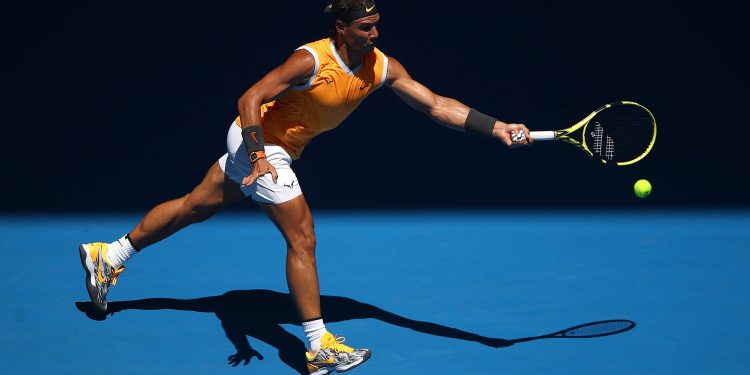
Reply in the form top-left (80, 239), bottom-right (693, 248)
top-left (218, 122), bottom-right (303, 205)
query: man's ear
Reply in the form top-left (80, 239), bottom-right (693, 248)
top-left (335, 20), bottom-right (347, 34)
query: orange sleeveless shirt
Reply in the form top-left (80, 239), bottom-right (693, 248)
top-left (235, 38), bottom-right (389, 159)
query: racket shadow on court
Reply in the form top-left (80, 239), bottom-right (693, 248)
top-left (75, 289), bottom-right (634, 374)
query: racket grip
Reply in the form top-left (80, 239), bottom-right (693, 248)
top-left (529, 131), bottom-right (556, 141)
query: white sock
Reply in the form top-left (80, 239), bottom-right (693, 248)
top-left (302, 318), bottom-right (327, 353)
top-left (106, 234), bottom-right (137, 268)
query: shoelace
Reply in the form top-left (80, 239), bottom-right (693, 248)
top-left (110, 266), bottom-right (125, 286)
top-left (328, 335), bottom-right (354, 353)
top-left (92, 243), bottom-right (125, 286)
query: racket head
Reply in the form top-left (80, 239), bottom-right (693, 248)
top-left (561, 319), bottom-right (636, 338)
top-left (578, 101), bottom-right (657, 165)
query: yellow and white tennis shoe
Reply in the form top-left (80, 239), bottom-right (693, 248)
top-left (78, 242), bottom-right (125, 312)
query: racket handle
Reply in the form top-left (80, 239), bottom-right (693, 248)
top-left (529, 131), bottom-right (556, 141)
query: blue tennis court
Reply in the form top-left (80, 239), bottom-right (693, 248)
top-left (1, 209), bottom-right (748, 374)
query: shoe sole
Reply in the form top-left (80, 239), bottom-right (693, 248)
top-left (78, 244), bottom-right (107, 313)
top-left (308, 350), bottom-right (371, 375)
top-left (335, 350), bottom-right (372, 373)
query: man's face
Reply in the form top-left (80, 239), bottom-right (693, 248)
top-left (340, 13), bottom-right (380, 52)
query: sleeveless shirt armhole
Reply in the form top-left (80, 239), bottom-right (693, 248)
top-left (379, 53), bottom-right (389, 88)
top-left (294, 46), bottom-right (320, 90)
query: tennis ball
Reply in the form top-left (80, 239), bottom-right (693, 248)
top-left (633, 179), bottom-right (652, 198)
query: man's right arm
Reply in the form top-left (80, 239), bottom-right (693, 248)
top-left (236, 49), bottom-right (316, 187)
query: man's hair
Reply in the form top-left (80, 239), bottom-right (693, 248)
top-left (325, 0), bottom-right (371, 38)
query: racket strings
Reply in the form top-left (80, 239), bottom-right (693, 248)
top-left (584, 104), bottom-right (655, 163)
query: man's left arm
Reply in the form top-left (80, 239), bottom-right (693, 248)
top-left (385, 57), bottom-right (531, 148)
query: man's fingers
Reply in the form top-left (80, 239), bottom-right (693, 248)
top-left (520, 125), bottom-right (533, 144)
top-left (509, 125), bottom-right (533, 147)
top-left (511, 130), bottom-right (527, 143)
top-left (265, 164), bottom-right (278, 183)
top-left (244, 159), bottom-right (281, 186)
top-left (242, 173), bottom-right (258, 188)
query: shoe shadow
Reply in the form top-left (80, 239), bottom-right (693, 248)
top-left (75, 289), bottom-right (512, 374)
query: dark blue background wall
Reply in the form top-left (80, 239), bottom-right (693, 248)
top-left (4, 1), bottom-right (748, 210)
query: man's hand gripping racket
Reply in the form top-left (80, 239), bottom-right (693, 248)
top-left (500, 123), bottom-right (533, 148)
top-left (511, 101), bottom-right (657, 166)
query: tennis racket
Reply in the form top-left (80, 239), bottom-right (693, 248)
top-left (513, 101), bottom-right (657, 166)
top-left (509, 319), bottom-right (636, 344)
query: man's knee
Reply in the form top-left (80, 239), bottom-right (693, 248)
top-left (287, 226), bottom-right (316, 257)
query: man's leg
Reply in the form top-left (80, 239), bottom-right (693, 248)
top-left (129, 161), bottom-right (246, 250)
top-left (259, 194), bottom-right (320, 321)
top-left (80, 161), bottom-right (246, 312)
top-left (259, 195), bottom-right (371, 374)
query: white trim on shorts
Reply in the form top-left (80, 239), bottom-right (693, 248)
top-left (218, 123), bottom-right (303, 205)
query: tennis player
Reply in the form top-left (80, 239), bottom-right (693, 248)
top-left (78, 1), bottom-right (531, 373)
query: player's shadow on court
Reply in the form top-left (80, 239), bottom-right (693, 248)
top-left (75, 289), bottom-right (511, 374)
